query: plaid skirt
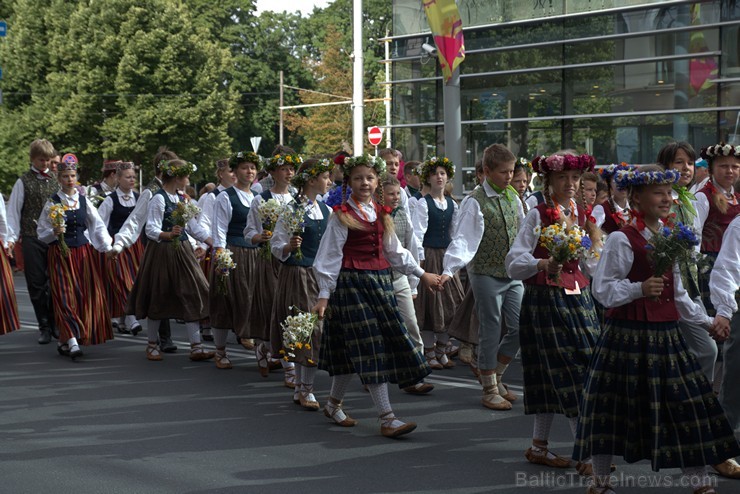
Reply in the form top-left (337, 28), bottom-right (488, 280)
top-left (519, 284), bottom-right (600, 417)
top-left (573, 319), bottom-right (740, 470)
top-left (106, 239), bottom-right (144, 318)
top-left (448, 284), bottom-right (479, 345)
top-left (414, 247), bottom-right (464, 333)
top-left (0, 247), bottom-right (20, 335)
top-left (319, 268), bottom-right (431, 388)
top-left (269, 264), bottom-right (322, 367)
top-left (209, 246), bottom-right (258, 336)
top-left (127, 240), bottom-right (209, 322)
top-left (48, 243), bottom-right (113, 345)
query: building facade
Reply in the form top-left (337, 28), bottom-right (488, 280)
top-left (386, 0), bottom-right (740, 191)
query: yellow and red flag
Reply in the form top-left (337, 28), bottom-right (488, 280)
top-left (423, 0), bottom-right (465, 82)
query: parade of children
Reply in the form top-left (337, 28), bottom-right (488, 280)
top-left (4, 137), bottom-right (740, 493)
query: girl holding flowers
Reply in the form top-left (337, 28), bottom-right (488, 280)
top-left (312, 154), bottom-right (438, 438)
top-left (575, 166), bottom-right (740, 494)
top-left (126, 159), bottom-right (215, 362)
top-left (37, 154), bottom-right (115, 359)
top-left (592, 163), bottom-right (633, 234)
top-left (270, 157), bottom-right (334, 410)
top-left (505, 151), bottom-right (602, 473)
top-left (412, 156), bottom-right (465, 370)
top-left (245, 151), bottom-right (301, 385)
top-left (209, 151), bottom-right (263, 370)
top-left (0, 193), bottom-right (20, 336)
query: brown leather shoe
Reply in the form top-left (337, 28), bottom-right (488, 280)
top-left (214, 352), bottom-right (232, 369)
top-left (404, 382), bottom-right (434, 395)
top-left (146, 344), bottom-right (163, 361)
top-left (323, 399), bottom-right (357, 427)
top-left (524, 446), bottom-right (571, 468)
top-left (380, 413), bottom-right (416, 438)
top-left (189, 347), bottom-right (215, 361)
top-left (712, 458), bottom-right (740, 479)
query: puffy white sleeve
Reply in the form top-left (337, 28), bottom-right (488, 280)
top-left (524, 193), bottom-right (539, 211)
top-left (97, 195), bottom-right (114, 227)
top-left (36, 201), bottom-right (57, 245)
top-left (592, 204), bottom-right (606, 229)
top-left (145, 194), bottom-right (166, 242)
top-left (590, 231), bottom-right (644, 308)
top-left (212, 192), bottom-right (233, 249)
top-left (0, 195), bottom-right (8, 246)
top-left (442, 197), bottom-right (484, 276)
top-left (114, 188), bottom-right (150, 249)
top-left (412, 197), bottom-right (429, 248)
top-left (244, 195), bottom-right (264, 245)
top-left (710, 219), bottom-right (740, 319)
top-left (6, 179), bottom-right (25, 244)
top-left (694, 191), bottom-right (710, 248)
top-left (85, 202), bottom-right (114, 253)
top-left (505, 208), bottom-right (542, 280)
top-left (383, 230), bottom-right (425, 279)
top-left (271, 214), bottom-right (292, 262)
top-left (313, 214), bottom-right (348, 299)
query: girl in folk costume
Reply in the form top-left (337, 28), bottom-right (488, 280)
top-left (412, 156), bottom-right (465, 370)
top-left (441, 145), bottom-right (525, 410)
top-left (37, 154), bottom-right (115, 359)
top-left (97, 161), bottom-right (143, 336)
top-left (656, 141), bottom-right (718, 383)
top-left (575, 167), bottom-right (740, 494)
top-left (246, 151), bottom-right (301, 385)
top-left (0, 194), bottom-right (20, 336)
top-left (505, 152), bottom-right (602, 472)
top-left (512, 157), bottom-right (533, 214)
top-left (209, 152), bottom-right (262, 370)
top-left (576, 172), bottom-right (599, 212)
top-left (592, 163), bottom-right (633, 234)
top-left (269, 158), bottom-right (334, 409)
top-left (126, 159), bottom-right (215, 362)
top-left (312, 154), bottom-right (437, 438)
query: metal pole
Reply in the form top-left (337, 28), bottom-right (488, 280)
top-left (352, 0), bottom-right (364, 156)
top-left (443, 67), bottom-right (463, 196)
top-left (279, 70), bottom-right (284, 146)
top-left (384, 28), bottom-right (392, 149)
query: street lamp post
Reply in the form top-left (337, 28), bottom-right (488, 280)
top-left (352, 0), bottom-right (364, 156)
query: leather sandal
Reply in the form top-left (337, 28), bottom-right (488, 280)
top-left (576, 461), bottom-right (617, 476)
top-left (214, 351), bottom-right (232, 369)
top-left (298, 384), bottom-right (320, 411)
top-left (498, 379), bottom-right (518, 402)
top-left (712, 458), bottom-right (740, 478)
top-left (379, 411), bottom-right (416, 438)
top-left (238, 337), bottom-right (255, 350)
top-left (323, 398), bottom-right (357, 427)
top-left (435, 344), bottom-right (455, 368)
top-left (146, 344), bottom-right (163, 361)
top-left (524, 442), bottom-right (570, 468)
top-left (189, 345), bottom-right (215, 361)
top-left (255, 343), bottom-right (269, 377)
top-left (284, 365), bottom-right (296, 389)
top-left (425, 348), bottom-right (443, 370)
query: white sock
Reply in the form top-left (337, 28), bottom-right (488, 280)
top-left (532, 413), bottom-right (555, 443)
top-left (281, 359), bottom-right (294, 369)
top-left (212, 328), bottom-right (229, 349)
top-left (367, 382), bottom-right (404, 428)
top-left (124, 315), bottom-right (137, 329)
top-left (302, 365), bottom-right (317, 387)
top-left (67, 337), bottom-right (79, 349)
top-left (147, 318), bottom-right (160, 343)
top-left (495, 361), bottom-right (509, 375)
top-left (186, 321), bottom-right (200, 344)
top-left (329, 374), bottom-right (353, 401)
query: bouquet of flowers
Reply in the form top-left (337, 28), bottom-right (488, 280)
top-left (257, 198), bottom-right (285, 260)
top-left (170, 200), bottom-right (201, 249)
top-left (279, 201), bottom-right (307, 260)
top-left (646, 222), bottom-right (704, 277)
top-left (213, 248), bottom-right (237, 295)
top-left (85, 186), bottom-right (106, 208)
top-left (279, 307), bottom-right (318, 362)
top-left (534, 222), bottom-right (596, 284)
top-left (48, 204), bottom-right (70, 257)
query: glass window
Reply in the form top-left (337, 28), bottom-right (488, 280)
top-left (392, 80), bottom-right (442, 125)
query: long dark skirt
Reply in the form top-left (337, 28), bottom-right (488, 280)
top-left (519, 284), bottom-right (600, 417)
top-left (319, 268), bottom-right (431, 388)
top-left (574, 319), bottom-right (740, 470)
top-left (414, 247), bottom-right (464, 333)
top-left (248, 256), bottom-right (281, 341)
top-left (209, 245), bottom-right (258, 337)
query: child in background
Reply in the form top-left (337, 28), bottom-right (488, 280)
top-left (0, 193), bottom-right (20, 336)
top-left (512, 157), bottom-right (533, 214)
top-left (592, 163), bottom-right (633, 234)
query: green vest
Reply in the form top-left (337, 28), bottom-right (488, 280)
top-left (671, 200), bottom-right (701, 299)
top-left (20, 170), bottom-right (60, 238)
top-left (468, 186), bottom-right (519, 278)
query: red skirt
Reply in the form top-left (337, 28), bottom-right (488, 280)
top-left (106, 239), bottom-right (144, 318)
top-left (0, 247), bottom-right (20, 335)
top-left (48, 243), bottom-right (114, 345)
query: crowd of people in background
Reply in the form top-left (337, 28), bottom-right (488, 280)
top-left (1, 137), bottom-right (740, 494)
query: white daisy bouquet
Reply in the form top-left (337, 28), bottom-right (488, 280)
top-left (279, 307), bottom-right (318, 362)
top-left (48, 203), bottom-right (70, 257)
top-left (534, 222), bottom-right (596, 284)
top-left (278, 201), bottom-right (307, 260)
top-left (170, 200), bottom-right (201, 249)
top-left (257, 198), bottom-right (285, 259)
top-left (213, 248), bottom-right (237, 295)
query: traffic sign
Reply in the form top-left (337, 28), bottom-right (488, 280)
top-left (368, 126), bottom-right (383, 146)
top-left (250, 136), bottom-right (262, 153)
top-left (0, 21), bottom-right (7, 37)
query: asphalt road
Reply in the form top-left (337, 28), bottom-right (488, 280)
top-left (0, 273), bottom-right (736, 493)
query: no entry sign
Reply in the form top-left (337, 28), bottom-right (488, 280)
top-left (368, 126), bottom-right (383, 146)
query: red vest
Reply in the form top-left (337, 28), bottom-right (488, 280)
top-left (341, 203), bottom-right (392, 271)
top-left (606, 225), bottom-right (679, 322)
top-left (525, 202), bottom-right (590, 290)
top-left (698, 182), bottom-right (740, 253)
top-left (599, 200), bottom-right (627, 234)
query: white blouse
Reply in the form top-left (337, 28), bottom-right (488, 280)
top-left (36, 191), bottom-right (113, 252)
top-left (271, 200), bottom-right (329, 262)
top-left (212, 187), bottom-right (255, 249)
top-left (0, 194), bottom-right (9, 247)
top-left (592, 200), bottom-right (629, 230)
top-left (98, 188), bottom-right (138, 227)
top-left (244, 192), bottom-right (295, 243)
top-left (114, 187), bottom-right (154, 249)
top-left (443, 180), bottom-right (524, 277)
top-left (709, 216), bottom-right (740, 319)
top-left (145, 192), bottom-right (210, 243)
top-left (197, 185), bottom-right (226, 242)
top-left (591, 224), bottom-right (712, 328)
top-left (313, 197), bottom-right (425, 299)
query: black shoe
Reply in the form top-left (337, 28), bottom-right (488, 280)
top-left (57, 344), bottom-right (70, 356)
top-left (160, 338), bottom-right (177, 353)
top-left (130, 323), bottom-right (142, 336)
top-left (38, 329), bottom-right (52, 345)
top-left (116, 322), bottom-right (131, 335)
top-left (69, 346), bottom-right (83, 360)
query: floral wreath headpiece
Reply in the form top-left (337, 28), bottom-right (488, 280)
top-left (59, 153), bottom-right (79, 172)
top-left (266, 153), bottom-right (302, 172)
top-left (116, 161), bottom-right (136, 172)
top-left (599, 162), bottom-right (636, 181)
top-left (228, 151), bottom-right (263, 171)
top-left (614, 169), bottom-right (680, 190)
top-left (418, 156), bottom-right (455, 182)
top-left (532, 153), bottom-right (596, 175)
top-left (515, 157), bottom-right (533, 175)
top-left (700, 143), bottom-right (740, 160)
top-left (342, 154), bottom-right (387, 178)
top-left (159, 160), bottom-right (197, 177)
top-left (292, 158), bottom-right (335, 188)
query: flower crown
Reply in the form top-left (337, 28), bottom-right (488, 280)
top-left (342, 154), bottom-right (387, 177)
top-left (532, 153), bottom-right (596, 175)
top-left (700, 143), bottom-right (740, 160)
top-left (292, 158), bottom-right (335, 188)
top-left (266, 153), bottom-right (302, 172)
top-left (599, 162), bottom-right (636, 181)
top-left (159, 160), bottom-right (197, 177)
top-left (515, 157), bottom-right (533, 175)
top-left (614, 169), bottom-right (680, 190)
top-left (228, 151), bottom-right (263, 171)
top-left (418, 156), bottom-right (455, 181)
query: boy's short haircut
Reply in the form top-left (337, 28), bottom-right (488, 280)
top-left (474, 159), bottom-right (483, 175)
top-left (482, 144), bottom-right (515, 171)
top-left (379, 148), bottom-right (401, 161)
top-left (404, 161), bottom-right (420, 175)
top-left (271, 144), bottom-right (296, 156)
top-left (581, 171), bottom-right (599, 183)
top-left (29, 139), bottom-right (56, 160)
top-left (381, 175), bottom-right (401, 188)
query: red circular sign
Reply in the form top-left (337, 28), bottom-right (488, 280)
top-left (368, 126), bottom-right (383, 146)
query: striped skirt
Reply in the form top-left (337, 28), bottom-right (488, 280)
top-left (209, 245), bottom-right (258, 337)
top-left (48, 243), bottom-right (113, 345)
top-left (248, 256), bottom-right (281, 341)
top-left (519, 284), bottom-right (600, 417)
top-left (319, 269), bottom-right (431, 388)
top-left (0, 247), bottom-right (20, 335)
top-left (414, 247), bottom-right (464, 333)
top-left (573, 319), bottom-right (740, 470)
top-left (106, 239), bottom-right (144, 318)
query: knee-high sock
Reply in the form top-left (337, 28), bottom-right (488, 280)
top-left (124, 315), bottom-right (138, 329)
top-left (212, 328), bottom-right (229, 349)
top-left (186, 321), bottom-right (200, 344)
top-left (147, 318), bottom-right (161, 343)
top-left (367, 382), bottom-right (392, 415)
top-left (533, 413), bottom-right (555, 443)
top-left (329, 374), bottom-right (353, 401)
top-left (302, 365), bottom-right (317, 387)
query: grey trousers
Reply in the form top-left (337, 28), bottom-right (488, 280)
top-left (720, 310), bottom-right (740, 438)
